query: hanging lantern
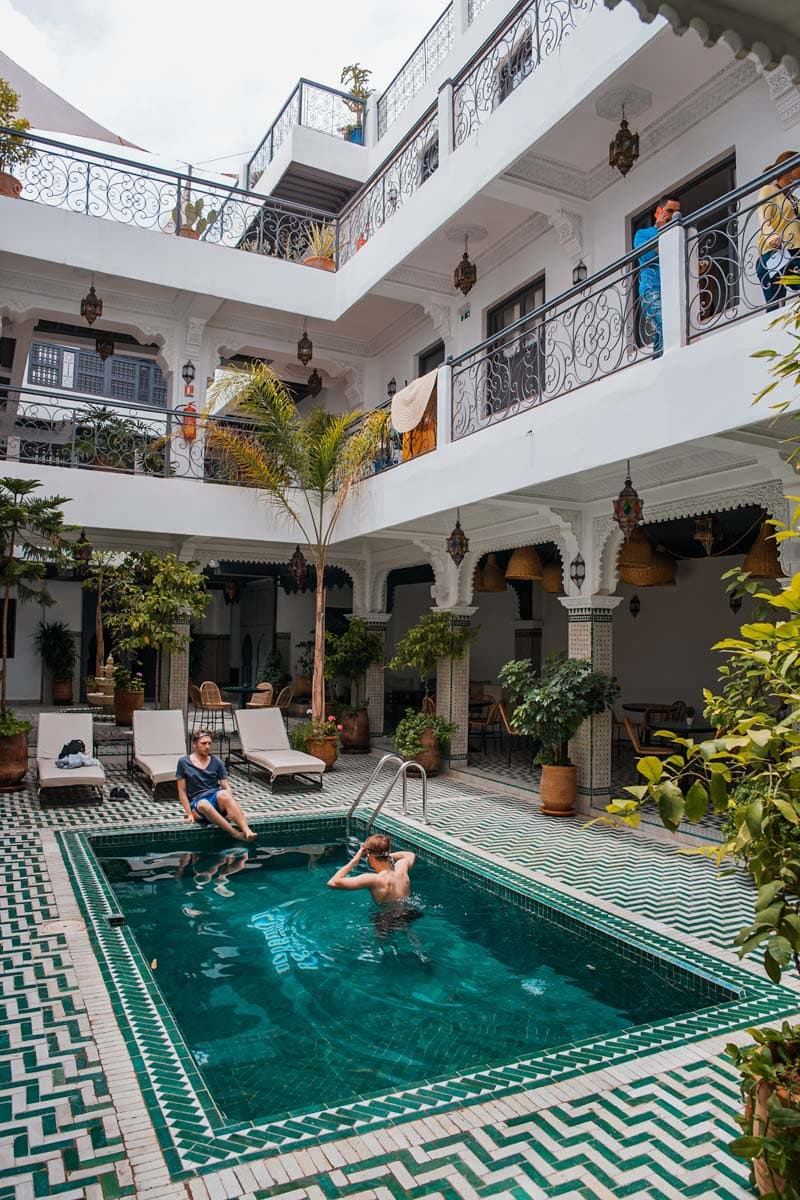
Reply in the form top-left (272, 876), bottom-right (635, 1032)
top-left (541, 562), bottom-right (564, 594)
top-left (478, 553), bottom-right (506, 592)
top-left (629, 594), bottom-right (641, 618)
top-left (288, 545), bottom-right (309, 588)
top-left (505, 545), bottom-right (543, 581)
top-left (569, 553), bottom-right (586, 591)
top-left (297, 327), bottom-right (313, 367)
top-left (95, 331), bottom-right (115, 362)
top-left (609, 112), bottom-right (639, 178)
top-left (613, 460), bottom-right (643, 539)
top-left (453, 235), bottom-right (477, 297)
top-left (446, 514), bottom-right (469, 567)
top-left (80, 283), bottom-right (103, 325)
top-left (693, 515), bottom-right (716, 556)
top-left (729, 590), bottom-right (743, 614)
top-left (744, 521), bottom-right (784, 580)
top-left (307, 368), bottom-right (323, 398)
top-left (572, 260), bottom-right (588, 286)
top-left (618, 526), bottom-right (655, 586)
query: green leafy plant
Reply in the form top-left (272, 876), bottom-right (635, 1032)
top-left (113, 665), bottom-right (144, 693)
top-left (394, 708), bottom-right (456, 759)
top-left (499, 655), bottom-right (619, 766)
top-left (205, 363), bottom-right (385, 722)
top-left (104, 551), bottom-right (207, 706)
top-left (325, 617), bottom-right (383, 705)
top-left (171, 195), bottom-right (218, 236)
top-left (258, 649), bottom-right (289, 687)
top-left (726, 1022), bottom-right (800, 1193)
top-left (0, 78), bottom-right (33, 175)
top-left (295, 638), bottom-right (315, 677)
top-left (33, 619), bottom-right (77, 681)
top-left (78, 544), bottom-right (122, 674)
top-left (305, 221), bottom-right (336, 260)
top-left (388, 611), bottom-right (478, 695)
top-left (0, 478), bottom-right (72, 727)
top-left (73, 405), bottom-right (169, 475)
top-left (290, 715), bottom-right (342, 752)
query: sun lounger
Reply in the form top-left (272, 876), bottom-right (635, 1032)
top-left (37, 713), bottom-right (105, 803)
top-left (232, 708), bottom-right (325, 790)
top-left (132, 709), bottom-right (187, 793)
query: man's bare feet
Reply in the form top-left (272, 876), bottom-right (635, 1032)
top-left (230, 829), bottom-right (245, 841)
top-left (243, 829), bottom-right (257, 841)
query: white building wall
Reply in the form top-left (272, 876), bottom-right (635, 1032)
top-left (276, 582), bottom-right (353, 677)
top-left (8, 579), bottom-right (83, 703)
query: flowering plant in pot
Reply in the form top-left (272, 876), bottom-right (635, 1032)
top-left (290, 714), bottom-right (342, 770)
top-left (499, 655), bottom-right (619, 815)
top-left (303, 222), bottom-right (336, 271)
top-left (325, 618), bottom-right (384, 752)
top-left (33, 619), bottom-right (77, 705)
top-left (394, 708), bottom-right (455, 775)
top-left (0, 78), bottom-right (33, 198)
top-left (113, 664), bottom-right (145, 727)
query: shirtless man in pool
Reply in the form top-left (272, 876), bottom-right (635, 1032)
top-left (327, 833), bottom-right (415, 903)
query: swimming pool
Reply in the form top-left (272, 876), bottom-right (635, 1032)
top-left (60, 816), bottom-right (794, 1176)
top-left (98, 827), bottom-right (726, 1124)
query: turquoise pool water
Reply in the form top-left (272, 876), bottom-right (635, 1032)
top-left (99, 832), bottom-right (723, 1124)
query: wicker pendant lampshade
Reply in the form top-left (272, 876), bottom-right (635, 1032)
top-left (646, 550), bottom-right (676, 586)
top-left (541, 562), bottom-right (564, 594)
top-left (744, 521), bottom-right (785, 580)
top-left (617, 526), bottom-right (655, 586)
top-left (505, 545), bottom-right (543, 581)
top-left (472, 563), bottom-right (485, 592)
top-left (479, 553), bottom-right (507, 592)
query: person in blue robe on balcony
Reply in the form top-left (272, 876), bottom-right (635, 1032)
top-left (633, 196), bottom-right (681, 357)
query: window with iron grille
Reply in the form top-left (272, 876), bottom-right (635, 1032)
top-left (27, 341), bottom-right (168, 407)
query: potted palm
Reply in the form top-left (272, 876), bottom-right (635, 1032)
top-left (500, 655), bottom-right (619, 814)
top-left (325, 617), bottom-right (384, 752)
top-left (33, 619), bottom-right (77, 705)
top-left (0, 479), bottom-right (71, 790)
top-left (394, 708), bottom-right (455, 775)
top-left (0, 78), bottom-right (33, 198)
top-left (339, 63), bottom-right (372, 145)
top-left (172, 196), bottom-right (218, 240)
top-left (303, 222), bottom-right (336, 271)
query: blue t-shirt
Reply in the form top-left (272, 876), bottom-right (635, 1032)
top-left (633, 224), bottom-right (660, 295)
top-left (176, 754), bottom-right (227, 801)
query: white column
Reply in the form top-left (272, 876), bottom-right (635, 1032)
top-left (455, 0), bottom-right (470, 35)
top-left (437, 81), bottom-right (454, 162)
top-left (435, 606), bottom-right (477, 765)
top-left (436, 360), bottom-right (452, 449)
top-left (353, 613), bottom-right (391, 735)
top-left (559, 595), bottom-right (622, 812)
top-left (659, 221), bottom-right (687, 354)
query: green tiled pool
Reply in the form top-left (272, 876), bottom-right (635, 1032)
top-left (96, 830), bottom-right (729, 1125)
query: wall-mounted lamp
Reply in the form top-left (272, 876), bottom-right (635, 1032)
top-left (572, 260), bottom-right (588, 286)
top-left (387, 377), bottom-right (397, 399)
top-left (629, 594), bottom-right (641, 619)
top-left (569, 553), bottom-right (586, 591)
top-left (182, 360), bottom-right (196, 386)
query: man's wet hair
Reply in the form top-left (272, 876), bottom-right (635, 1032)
top-left (363, 833), bottom-right (392, 859)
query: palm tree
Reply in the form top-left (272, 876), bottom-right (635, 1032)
top-left (206, 365), bottom-right (386, 721)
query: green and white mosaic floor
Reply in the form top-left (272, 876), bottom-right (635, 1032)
top-left (2, 747), bottom-right (797, 1199)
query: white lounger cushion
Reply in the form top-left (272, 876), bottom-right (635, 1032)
top-left (246, 749), bottom-right (325, 778)
top-left (234, 708), bottom-right (324, 777)
top-left (37, 714), bottom-right (106, 790)
top-left (132, 710), bottom-right (186, 786)
top-left (133, 754), bottom-right (181, 786)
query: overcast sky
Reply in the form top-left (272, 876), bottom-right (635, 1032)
top-left (3, 0), bottom-right (443, 169)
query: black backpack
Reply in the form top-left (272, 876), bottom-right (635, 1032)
top-left (59, 739), bottom-right (86, 758)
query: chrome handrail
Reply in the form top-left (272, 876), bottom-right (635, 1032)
top-left (346, 753), bottom-right (430, 840)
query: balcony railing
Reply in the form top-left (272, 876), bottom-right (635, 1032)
top-left (2, 128), bottom-right (339, 267)
top-left (246, 80), bottom-right (367, 189)
top-left (450, 244), bottom-right (655, 441)
top-left (338, 105), bottom-right (439, 266)
top-left (376, 5), bottom-right (454, 140)
top-left (684, 151), bottom-right (800, 341)
top-left (453, 0), bottom-right (596, 147)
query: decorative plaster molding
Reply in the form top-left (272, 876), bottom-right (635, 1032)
top-left (548, 209), bottom-right (584, 261)
top-left (476, 214), bottom-right (551, 275)
top-left (385, 264), bottom-right (453, 295)
top-left (185, 317), bottom-right (205, 348)
top-left (764, 63), bottom-right (800, 129)
top-left (423, 302), bottom-right (452, 339)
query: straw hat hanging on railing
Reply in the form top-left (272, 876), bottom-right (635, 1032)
top-left (478, 553), bottom-right (507, 592)
top-left (541, 562), bottom-right (564, 594)
top-left (505, 545), bottom-right (543, 581)
top-left (743, 521), bottom-right (785, 579)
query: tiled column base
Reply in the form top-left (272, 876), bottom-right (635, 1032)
top-left (436, 608), bottom-right (476, 764)
top-left (353, 613), bottom-right (390, 736)
top-left (167, 622), bottom-right (190, 716)
top-left (560, 596), bottom-right (622, 811)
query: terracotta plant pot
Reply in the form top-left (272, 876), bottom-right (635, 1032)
top-left (308, 736), bottom-right (338, 771)
top-left (294, 675), bottom-right (312, 700)
top-left (0, 172), bottom-right (22, 199)
top-left (303, 255), bottom-right (335, 272)
top-left (0, 730), bottom-right (28, 791)
top-left (408, 729), bottom-right (440, 775)
top-left (178, 227), bottom-right (200, 239)
top-left (340, 709), bottom-right (370, 754)
top-left (114, 688), bottom-right (145, 727)
top-left (52, 678), bottom-right (74, 705)
top-left (540, 764), bottom-right (577, 815)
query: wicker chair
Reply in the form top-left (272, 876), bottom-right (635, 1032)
top-left (274, 684), bottom-right (295, 729)
top-left (670, 699), bottom-right (688, 721)
top-left (497, 703), bottom-right (535, 769)
top-left (246, 683), bottom-right (274, 708)
top-left (198, 681), bottom-right (234, 735)
top-left (624, 717), bottom-right (671, 760)
top-left (468, 700), bottom-right (501, 754)
top-left (188, 683), bottom-right (203, 734)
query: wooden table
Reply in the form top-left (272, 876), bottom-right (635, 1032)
top-left (220, 685), bottom-right (256, 708)
top-left (654, 720), bottom-right (715, 739)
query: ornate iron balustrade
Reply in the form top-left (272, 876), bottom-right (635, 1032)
top-left (450, 246), bottom-right (656, 441)
top-left (376, 5), bottom-right (454, 139)
top-left (246, 80), bottom-right (366, 189)
top-left (0, 128), bottom-right (338, 267)
top-left (338, 107), bottom-right (440, 266)
top-left (453, 0), bottom-right (596, 147)
top-left (684, 151), bottom-right (800, 340)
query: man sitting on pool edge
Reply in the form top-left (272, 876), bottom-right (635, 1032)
top-left (327, 833), bottom-right (415, 903)
top-left (177, 730), bottom-right (257, 841)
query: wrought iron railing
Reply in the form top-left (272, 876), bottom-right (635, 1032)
top-left (450, 244), bottom-right (656, 440)
top-left (338, 106), bottom-right (440, 266)
top-left (246, 80), bottom-right (367, 189)
top-left (453, 0), bottom-right (596, 147)
top-left (376, 5), bottom-right (454, 139)
top-left (1, 128), bottom-right (339, 267)
top-left (684, 151), bottom-right (800, 341)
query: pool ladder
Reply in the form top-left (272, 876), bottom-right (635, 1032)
top-left (346, 754), bottom-right (429, 842)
